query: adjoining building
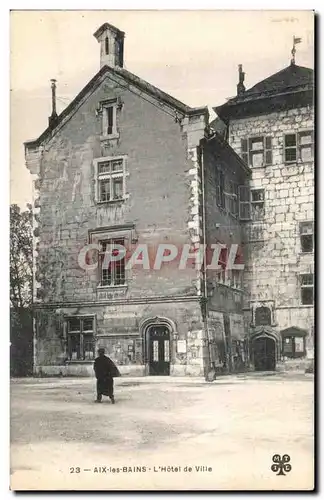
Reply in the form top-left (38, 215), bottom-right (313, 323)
top-left (216, 60), bottom-right (314, 370)
top-left (24, 23), bottom-right (314, 376)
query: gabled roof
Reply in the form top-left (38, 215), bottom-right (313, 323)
top-left (281, 326), bottom-right (308, 337)
top-left (25, 65), bottom-right (207, 148)
top-left (93, 22), bottom-right (125, 39)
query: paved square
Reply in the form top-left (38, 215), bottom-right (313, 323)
top-left (10, 373), bottom-right (314, 490)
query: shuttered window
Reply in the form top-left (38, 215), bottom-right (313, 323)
top-left (284, 131), bottom-right (314, 163)
top-left (240, 136), bottom-right (273, 167)
top-left (238, 186), bottom-right (265, 221)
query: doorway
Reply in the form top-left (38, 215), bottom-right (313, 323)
top-left (253, 336), bottom-right (276, 371)
top-left (148, 325), bottom-right (170, 375)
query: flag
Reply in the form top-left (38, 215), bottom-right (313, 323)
top-left (293, 36), bottom-right (302, 45)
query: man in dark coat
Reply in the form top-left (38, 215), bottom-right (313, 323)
top-left (94, 348), bottom-right (120, 403)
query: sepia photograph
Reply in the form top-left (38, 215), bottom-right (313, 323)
top-left (10, 9), bottom-right (315, 491)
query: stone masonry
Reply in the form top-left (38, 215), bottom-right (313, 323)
top-left (25, 47), bottom-right (215, 376)
top-left (228, 105), bottom-right (314, 357)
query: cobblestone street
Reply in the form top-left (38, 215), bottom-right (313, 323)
top-left (10, 373), bottom-right (314, 491)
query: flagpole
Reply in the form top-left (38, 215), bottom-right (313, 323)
top-left (291, 36), bottom-right (302, 65)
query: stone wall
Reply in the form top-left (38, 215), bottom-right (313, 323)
top-left (202, 138), bottom-right (249, 371)
top-left (228, 105), bottom-right (314, 353)
top-left (26, 72), bottom-right (210, 375)
top-left (34, 298), bottom-right (206, 376)
top-left (30, 74), bottom-right (208, 306)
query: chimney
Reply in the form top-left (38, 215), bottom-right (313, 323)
top-left (48, 79), bottom-right (58, 128)
top-left (237, 64), bottom-right (246, 96)
top-left (93, 23), bottom-right (125, 69)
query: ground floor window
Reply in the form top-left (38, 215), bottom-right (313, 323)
top-left (67, 316), bottom-right (95, 361)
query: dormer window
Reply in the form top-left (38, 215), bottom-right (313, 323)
top-left (106, 106), bottom-right (114, 135)
top-left (97, 99), bottom-right (120, 139)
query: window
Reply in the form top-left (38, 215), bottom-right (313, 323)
top-left (255, 306), bottom-right (272, 326)
top-left (106, 106), bottom-right (114, 135)
top-left (99, 238), bottom-right (126, 286)
top-left (284, 131), bottom-right (314, 163)
top-left (105, 36), bottom-right (109, 55)
top-left (99, 101), bottom-right (118, 137)
top-left (251, 189), bottom-right (265, 220)
top-left (241, 136), bottom-right (272, 167)
top-left (239, 186), bottom-right (265, 221)
top-left (96, 157), bottom-right (126, 203)
top-left (300, 221), bottom-right (314, 253)
top-left (300, 274), bottom-right (314, 305)
top-left (67, 317), bottom-right (95, 361)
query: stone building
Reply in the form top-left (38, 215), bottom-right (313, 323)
top-left (24, 23), bottom-right (250, 377)
top-left (24, 22), bottom-right (314, 377)
top-left (216, 61), bottom-right (314, 370)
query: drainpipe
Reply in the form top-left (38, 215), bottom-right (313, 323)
top-left (199, 141), bottom-right (214, 381)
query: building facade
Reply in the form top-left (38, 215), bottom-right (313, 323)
top-left (216, 61), bottom-right (314, 370)
top-left (24, 23), bottom-right (314, 377)
top-left (24, 23), bottom-right (249, 377)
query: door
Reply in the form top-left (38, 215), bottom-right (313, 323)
top-left (253, 337), bottom-right (276, 371)
top-left (148, 326), bottom-right (170, 375)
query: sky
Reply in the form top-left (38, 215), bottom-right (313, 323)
top-left (10, 10), bottom-right (314, 207)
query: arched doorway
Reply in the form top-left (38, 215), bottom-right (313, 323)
top-left (251, 326), bottom-right (279, 371)
top-left (140, 317), bottom-right (176, 376)
top-left (253, 337), bottom-right (276, 371)
top-left (147, 325), bottom-right (170, 375)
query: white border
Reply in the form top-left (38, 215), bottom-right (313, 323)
top-left (4, 4), bottom-right (321, 500)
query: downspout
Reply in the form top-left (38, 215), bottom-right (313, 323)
top-left (199, 141), bottom-right (214, 381)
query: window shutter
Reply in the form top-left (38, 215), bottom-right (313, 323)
top-left (265, 136), bottom-right (273, 165)
top-left (215, 169), bottom-right (220, 206)
top-left (239, 185), bottom-right (251, 220)
top-left (241, 139), bottom-right (248, 165)
top-left (216, 186), bottom-right (221, 206)
top-left (219, 171), bottom-right (225, 208)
